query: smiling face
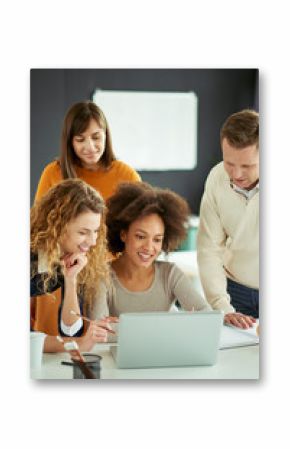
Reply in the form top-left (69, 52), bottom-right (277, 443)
top-left (222, 138), bottom-right (259, 189)
top-left (59, 211), bottom-right (101, 255)
top-left (121, 213), bottom-right (165, 268)
top-left (72, 118), bottom-right (106, 169)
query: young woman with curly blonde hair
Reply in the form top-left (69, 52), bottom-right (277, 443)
top-left (31, 179), bottom-right (112, 353)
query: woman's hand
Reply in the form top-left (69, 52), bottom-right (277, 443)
top-left (62, 252), bottom-right (88, 279)
top-left (224, 312), bottom-right (256, 329)
top-left (78, 320), bottom-right (110, 352)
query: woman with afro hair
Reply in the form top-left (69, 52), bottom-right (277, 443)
top-left (105, 182), bottom-right (211, 316)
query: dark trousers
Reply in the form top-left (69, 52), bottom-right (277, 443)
top-left (227, 278), bottom-right (259, 318)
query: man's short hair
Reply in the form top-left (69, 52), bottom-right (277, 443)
top-left (220, 109), bottom-right (259, 149)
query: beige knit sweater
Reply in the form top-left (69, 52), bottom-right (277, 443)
top-left (197, 162), bottom-right (259, 314)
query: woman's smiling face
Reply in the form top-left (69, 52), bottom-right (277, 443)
top-left (59, 211), bottom-right (101, 255)
top-left (72, 118), bottom-right (106, 169)
top-left (121, 213), bottom-right (165, 268)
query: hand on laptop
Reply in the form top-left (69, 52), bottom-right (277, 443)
top-left (224, 312), bottom-right (256, 329)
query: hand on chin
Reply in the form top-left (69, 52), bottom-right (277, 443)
top-left (61, 252), bottom-right (88, 278)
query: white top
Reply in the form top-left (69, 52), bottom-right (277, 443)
top-left (60, 318), bottom-right (83, 336)
top-left (197, 162), bottom-right (259, 313)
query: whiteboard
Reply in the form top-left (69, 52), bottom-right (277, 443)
top-left (92, 89), bottom-right (198, 171)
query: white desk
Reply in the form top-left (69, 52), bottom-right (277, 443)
top-left (31, 344), bottom-right (259, 380)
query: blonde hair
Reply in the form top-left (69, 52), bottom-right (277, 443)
top-left (31, 179), bottom-right (109, 313)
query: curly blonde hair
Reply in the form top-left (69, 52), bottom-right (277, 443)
top-left (31, 179), bottom-right (109, 314)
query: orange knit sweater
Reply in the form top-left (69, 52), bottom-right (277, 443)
top-left (35, 159), bottom-right (141, 202)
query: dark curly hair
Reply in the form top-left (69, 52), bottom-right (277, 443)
top-left (106, 182), bottom-right (190, 254)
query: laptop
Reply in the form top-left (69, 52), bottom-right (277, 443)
top-left (111, 311), bottom-right (223, 369)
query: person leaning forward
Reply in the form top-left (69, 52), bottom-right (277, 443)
top-left (197, 109), bottom-right (259, 329)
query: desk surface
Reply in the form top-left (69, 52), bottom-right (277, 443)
top-left (31, 344), bottom-right (259, 380)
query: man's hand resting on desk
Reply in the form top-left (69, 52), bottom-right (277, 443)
top-left (224, 312), bottom-right (256, 329)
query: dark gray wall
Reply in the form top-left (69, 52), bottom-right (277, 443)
top-left (31, 69), bottom-right (258, 213)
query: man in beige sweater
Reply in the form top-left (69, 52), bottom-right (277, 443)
top-left (197, 110), bottom-right (259, 329)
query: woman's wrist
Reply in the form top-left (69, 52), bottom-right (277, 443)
top-left (78, 335), bottom-right (93, 352)
top-left (64, 275), bottom-right (78, 289)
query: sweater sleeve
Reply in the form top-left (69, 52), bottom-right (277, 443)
top-left (60, 318), bottom-right (83, 336)
top-left (167, 263), bottom-right (212, 312)
top-left (197, 170), bottom-right (235, 313)
top-left (90, 281), bottom-right (110, 319)
top-left (128, 168), bottom-right (141, 182)
top-left (119, 162), bottom-right (141, 183)
top-left (34, 162), bottom-right (61, 202)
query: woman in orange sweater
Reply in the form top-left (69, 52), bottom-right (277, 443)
top-left (33, 101), bottom-right (140, 336)
top-left (35, 101), bottom-right (141, 202)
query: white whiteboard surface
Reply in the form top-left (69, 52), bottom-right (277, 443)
top-left (92, 90), bottom-right (198, 171)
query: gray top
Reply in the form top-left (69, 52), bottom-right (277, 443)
top-left (106, 261), bottom-right (212, 317)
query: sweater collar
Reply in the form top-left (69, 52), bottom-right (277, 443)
top-left (230, 181), bottom-right (259, 200)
